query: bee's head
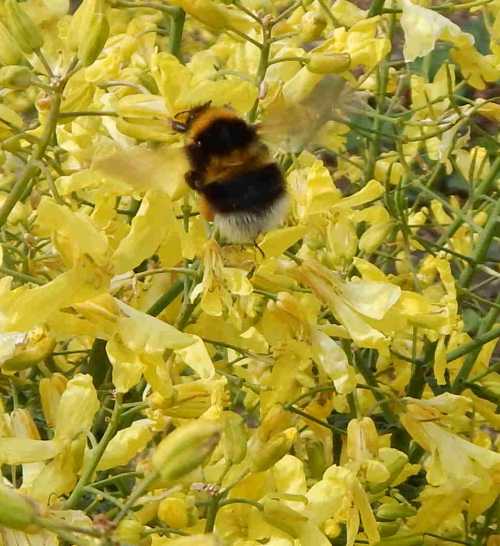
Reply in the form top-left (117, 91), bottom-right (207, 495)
top-left (171, 102), bottom-right (212, 133)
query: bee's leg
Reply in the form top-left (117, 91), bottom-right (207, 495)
top-left (253, 240), bottom-right (265, 259)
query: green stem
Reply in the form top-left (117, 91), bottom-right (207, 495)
top-left (448, 323), bottom-right (500, 363)
top-left (285, 404), bottom-right (346, 434)
top-left (33, 517), bottom-right (92, 546)
top-left (355, 350), bottom-right (398, 426)
top-left (248, 25), bottom-right (271, 122)
top-left (146, 277), bottom-right (184, 316)
top-left (451, 305), bottom-right (500, 393)
top-left (218, 498), bottom-right (263, 510)
top-left (64, 395), bottom-right (123, 509)
top-left (168, 7), bottom-right (185, 60)
top-left (0, 92), bottom-right (62, 227)
top-left (368, 0), bottom-right (386, 17)
top-left (365, 12), bottom-right (393, 180)
top-left (459, 198), bottom-right (500, 289)
top-left (113, 470), bottom-right (160, 524)
top-left (0, 266), bottom-right (45, 285)
top-left (204, 495), bottom-right (220, 532)
top-left (317, 0), bottom-right (339, 25)
top-left (57, 111), bottom-right (118, 119)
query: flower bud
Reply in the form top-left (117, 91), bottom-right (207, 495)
top-left (152, 420), bottom-right (221, 481)
top-left (378, 521), bottom-right (400, 537)
top-left (77, 12), bottom-right (109, 66)
top-left (68, 0), bottom-right (106, 52)
top-left (0, 484), bottom-right (37, 530)
top-left (0, 22), bottom-right (24, 65)
top-left (113, 518), bottom-right (144, 545)
top-left (11, 409), bottom-right (40, 439)
top-left (376, 502), bottom-right (417, 521)
top-left (5, 0), bottom-right (43, 54)
top-left (223, 411), bottom-right (247, 465)
top-left (307, 52), bottom-right (351, 74)
top-left (251, 427), bottom-right (296, 472)
top-left (300, 11), bottom-right (327, 42)
top-left (346, 417), bottom-right (379, 463)
top-left (158, 494), bottom-right (197, 528)
top-left (39, 373), bottom-right (67, 428)
top-left (0, 66), bottom-right (32, 89)
top-left (306, 439), bottom-right (326, 480)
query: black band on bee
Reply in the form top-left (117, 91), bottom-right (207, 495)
top-left (199, 163), bottom-right (285, 214)
top-left (186, 118), bottom-right (257, 172)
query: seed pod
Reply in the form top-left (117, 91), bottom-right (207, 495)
top-left (307, 52), bottom-right (351, 74)
top-left (0, 22), bottom-right (24, 65)
top-left (5, 0), bottom-right (43, 54)
top-left (152, 420), bottom-right (221, 481)
top-left (0, 484), bottom-right (37, 530)
top-left (376, 502), bottom-right (417, 521)
top-left (0, 66), bottom-right (32, 89)
top-left (223, 411), bottom-right (247, 465)
top-left (77, 12), bottom-right (109, 66)
top-left (251, 427), bottom-right (296, 472)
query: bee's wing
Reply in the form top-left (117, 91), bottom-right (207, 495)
top-left (91, 145), bottom-right (190, 199)
top-left (258, 75), bottom-right (367, 154)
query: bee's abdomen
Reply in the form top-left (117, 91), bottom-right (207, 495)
top-left (187, 118), bottom-right (257, 172)
top-left (200, 163), bottom-right (285, 214)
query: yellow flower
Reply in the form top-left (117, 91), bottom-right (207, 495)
top-left (451, 45), bottom-right (500, 90)
top-left (400, 0), bottom-right (474, 61)
top-left (306, 465), bottom-right (380, 546)
top-left (401, 401), bottom-right (500, 496)
top-left (190, 239), bottom-right (252, 322)
top-left (296, 258), bottom-right (401, 354)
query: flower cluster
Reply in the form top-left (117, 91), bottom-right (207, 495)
top-left (0, 0), bottom-right (498, 545)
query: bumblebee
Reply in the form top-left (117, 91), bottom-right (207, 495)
top-left (93, 77), bottom-right (362, 243)
top-left (171, 102), bottom-right (289, 243)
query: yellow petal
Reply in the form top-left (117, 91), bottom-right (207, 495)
top-left (97, 419), bottom-right (154, 470)
top-left (35, 197), bottom-right (108, 266)
top-left (54, 374), bottom-right (99, 444)
top-left (332, 179), bottom-right (384, 209)
top-left (0, 438), bottom-right (60, 464)
top-left (2, 256), bottom-right (111, 332)
top-left (112, 190), bottom-right (174, 275)
top-left (341, 280), bottom-right (400, 320)
top-left (175, 336), bottom-right (215, 379)
top-left (259, 226), bottom-right (307, 259)
top-left (311, 329), bottom-right (356, 394)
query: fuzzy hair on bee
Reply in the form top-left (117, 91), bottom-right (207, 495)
top-left (172, 102), bottom-right (289, 243)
